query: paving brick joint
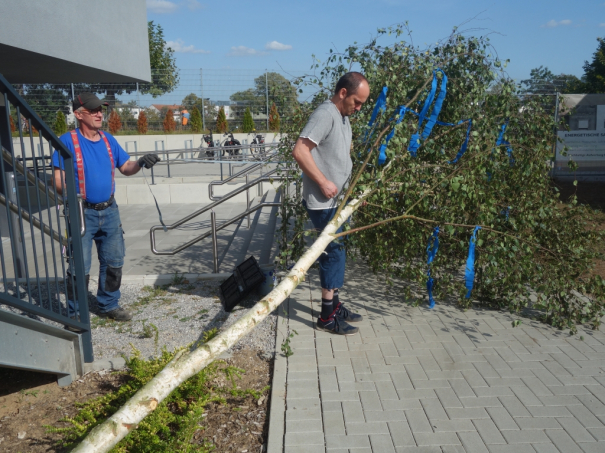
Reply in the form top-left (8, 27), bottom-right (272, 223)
top-left (269, 262), bottom-right (605, 453)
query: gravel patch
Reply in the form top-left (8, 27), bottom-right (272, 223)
top-left (1, 278), bottom-right (277, 361)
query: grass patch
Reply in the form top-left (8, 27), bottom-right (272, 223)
top-left (132, 286), bottom-right (172, 308)
top-left (45, 345), bottom-right (270, 452)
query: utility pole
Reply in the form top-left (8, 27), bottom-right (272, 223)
top-left (265, 71), bottom-right (269, 131)
top-left (200, 69), bottom-right (206, 132)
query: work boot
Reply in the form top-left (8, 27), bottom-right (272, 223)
top-left (335, 302), bottom-right (363, 323)
top-left (100, 307), bottom-right (132, 321)
top-left (316, 315), bottom-right (358, 335)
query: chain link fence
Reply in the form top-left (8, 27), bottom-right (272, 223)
top-left (9, 68), bottom-right (310, 135)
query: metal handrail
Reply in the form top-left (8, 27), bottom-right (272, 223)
top-left (150, 170), bottom-right (291, 256)
top-left (2, 146), bottom-right (86, 237)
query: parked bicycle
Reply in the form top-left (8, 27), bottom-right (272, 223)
top-left (222, 132), bottom-right (241, 156)
top-left (201, 133), bottom-right (222, 158)
top-left (249, 133), bottom-right (266, 157)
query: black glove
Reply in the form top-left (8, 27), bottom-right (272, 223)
top-left (138, 154), bottom-right (161, 169)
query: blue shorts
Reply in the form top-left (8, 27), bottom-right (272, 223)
top-left (304, 200), bottom-right (346, 290)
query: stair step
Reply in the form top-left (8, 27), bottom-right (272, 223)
top-left (246, 189), bottom-right (281, 266)
top-left (218, 192), bottom-right (267, 272)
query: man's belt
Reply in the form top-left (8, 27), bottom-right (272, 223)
top-left (84, 195), bottom-right (115, 211)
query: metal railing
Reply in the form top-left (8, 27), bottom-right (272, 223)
top-left (150, 165), bottom-right (295, 272)
top-left (0, 74), bottom-right (93, 362)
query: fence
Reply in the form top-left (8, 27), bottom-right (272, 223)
top-left (0, 74), bottom-right (93, 361)
top-left (8, 68), bottom-right (310, 135)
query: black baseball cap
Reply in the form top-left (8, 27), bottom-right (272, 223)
top-left (73, 93), bottom-right (109, 111)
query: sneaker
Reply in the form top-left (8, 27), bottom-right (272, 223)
top-left (335, 302), bottom-right (363, 323)
top-left (100, 307), bottom-right (132, 321)
top-left (316, 315), bottom-right (359, 335)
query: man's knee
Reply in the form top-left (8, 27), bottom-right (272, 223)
top-left (66, 274), bottom-right (90, 300)
top-left (105, 266), bottom-right (122, 292)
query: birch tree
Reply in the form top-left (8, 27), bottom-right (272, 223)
top-left (72, 25), bottom-right (605, 452)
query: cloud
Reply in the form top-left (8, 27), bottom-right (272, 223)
top-left (146, 0), bottom-right (178, 13)
top-left (542, 19), bottom-right (572, 28)
top-left (265, 41), bottom-right (293, 51)
top-left (227, 46), bottom-right (268, 57)
top-left (165, 40), bottom-right (210, 54)
top-left (185, 0), bottom-right (204, 10)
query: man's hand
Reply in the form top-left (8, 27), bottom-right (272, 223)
top-left (320, 180), bottom-right (338, 199)
top-left (137, 154), bottom-right (161, 169)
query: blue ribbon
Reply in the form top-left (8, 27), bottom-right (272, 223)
top-left (496, 121), bottom-right (514, 166)
top-left (426, 226), bottom-right (440, 309)
top-left (464, 226), bottom-right (482, 299)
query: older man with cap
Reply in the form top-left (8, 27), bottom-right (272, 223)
top-left (52, 93), bottom-right (161, 322)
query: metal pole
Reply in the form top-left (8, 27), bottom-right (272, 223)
top-left (210, 210), bottom-right (219, 273)
top-left (246, 173), bottom-right (250, 228)
top-left (71, 83), bottom-right (77, 129)
top-left (200, 69), bottom-right (205, 132)
top-left (265, 71), bottom-right (269, 131)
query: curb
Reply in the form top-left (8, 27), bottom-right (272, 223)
top-left (267, 296), bottom-right (288, 453)
top-left (83, 357), bottom-right (126, 374)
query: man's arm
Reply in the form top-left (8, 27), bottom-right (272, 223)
top-left (118, 160), bottom-right (142, 176)
top-left (292, 137), bottom-right (338, 199)
top-left (53, 167), bottom-right (65, 195)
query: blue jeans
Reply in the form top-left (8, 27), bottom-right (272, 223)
top-left (68, 201), bottom-right (125, 316)
top-left (304, 200), bottom-right (346, 290)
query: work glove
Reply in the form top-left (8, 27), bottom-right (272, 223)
top-left (138, 154), bottom-right (161, 169)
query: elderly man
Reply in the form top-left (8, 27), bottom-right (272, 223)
top-left (292, 72), bottom-right (370, 335)
top-left (53, 93), bottom-right (160, 322)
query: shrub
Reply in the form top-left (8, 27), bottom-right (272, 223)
top-left (53, 111), bottom-right (67, 136)
top-left (9, 115), bottom-right (15, 133)
top-left (269, 103), bottom-right (280, 131)
top-left (137, 110), bottom-right (148, 134)
top-left (242, 107), bottom-right (255, 133)
top-left (215, 106), bottom-right (228, 133)
top-left (163, 108), bottom-right (175, 133)
top-left (190, 107), bottom-right (203, 133)
top-left (108, 110), bottom-right (122, 134)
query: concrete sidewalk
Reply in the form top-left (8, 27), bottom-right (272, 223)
top-left (269, 261), bottom-right (605, 453)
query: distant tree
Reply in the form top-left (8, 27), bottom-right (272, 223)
top-left (117, 105), bottom-right (136, 130)
top-left (583, 37), bottom-right (605, 93)
top-left (21, 84), bottom-right (70, 126)
top-left (242, 107), bottom-right (255, 133)
top-left (144, 108), bottom-right (162, 131)
top-left (137, 110), bottom-right (148, 134)
top-left (190, 107), bottom-right (203, 133)
top-left (9, 115), bottom-right (15, 133)
top-left (269, 103), bottom-right (280, 131)
top-left (108, 110), bottom-right (122, 134)
top-left (520, 66), bottom-right (586, 94)
top-left (53, 111), bottom-right (67, 136)
top-left (215, 106), bottom-right (228, 133)
top-left (181, 93), bottom-right (215, 120)
top-left (163, 109), bottom-right (176, 133)
top-left (230, 72), bottom-right (298, 117)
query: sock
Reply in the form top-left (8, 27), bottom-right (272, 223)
top-left (333, 289), bottom-right (340, 308)
top-left (321, 298), bottom-right (334, 320)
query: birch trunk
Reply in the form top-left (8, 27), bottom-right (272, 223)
top-left (72, 196), bottom-right (363, 453)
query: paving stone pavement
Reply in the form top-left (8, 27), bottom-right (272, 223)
top-left (270, 261), bottom-right (605, 453)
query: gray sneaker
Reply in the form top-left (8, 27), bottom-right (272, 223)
top-left (101, 307), bottom-right (132, 321)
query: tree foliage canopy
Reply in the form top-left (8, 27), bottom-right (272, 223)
top-left (277, 25), bottom-right (605, 333)
top-left (230, 72), bottom-right (298, 117)
top-left (190, 107), bottom-right (203, 133)
top-left (583, 37), bottom-right (605, 93)
top-left (242, 107), bottom-right (255, 133)
top-left (215, 106), bottom-right (228, 133)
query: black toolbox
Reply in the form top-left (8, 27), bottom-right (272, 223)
top-left (219, 256), bottom-right (265, 312)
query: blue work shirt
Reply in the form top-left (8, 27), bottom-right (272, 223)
top-left (52, 129), bottom-right (130, 204)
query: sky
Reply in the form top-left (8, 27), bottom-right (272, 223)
top-left (146, 0), bottom-right (605, 82)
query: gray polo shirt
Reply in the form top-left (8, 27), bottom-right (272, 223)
top-left (300, 100), bottom-right (352, 210)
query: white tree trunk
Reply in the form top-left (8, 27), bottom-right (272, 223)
top-left (72, 197), bottom-right (363, 453)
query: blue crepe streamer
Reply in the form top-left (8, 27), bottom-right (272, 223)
top-left (464, 226), bottom-right (482, 299)
top-left (426, 226), bottom-right (440, 309)
top-left (496, 121), bottom-right (514, 166)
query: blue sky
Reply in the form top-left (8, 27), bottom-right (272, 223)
top-left (146, 0), bottom-right (605, 82)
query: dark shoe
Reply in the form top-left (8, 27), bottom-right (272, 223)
top-left (101, 307), bottom-right (132, 321)
top-left (335, 302), bottom-right (363, 323)
top-left (316, 315), bottom-right (359, 335)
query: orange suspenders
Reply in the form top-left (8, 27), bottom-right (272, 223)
top-left (70, 130), bottom-right (115, 201)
